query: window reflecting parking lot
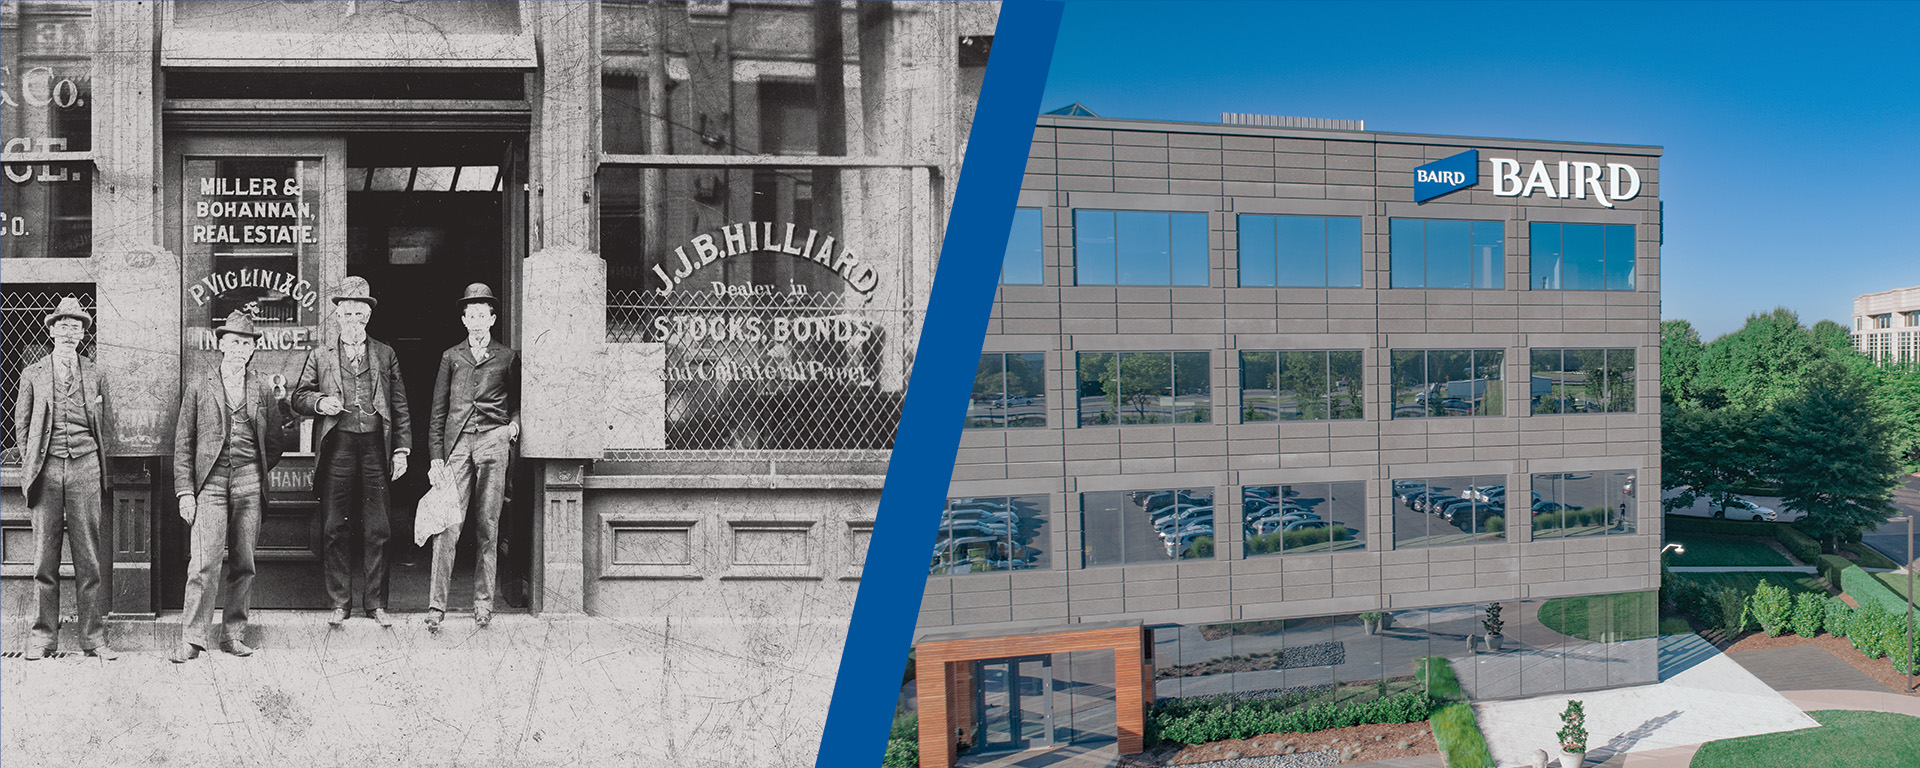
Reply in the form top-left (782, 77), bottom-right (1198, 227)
top-left (931, 495), bottom-right (1051, 575)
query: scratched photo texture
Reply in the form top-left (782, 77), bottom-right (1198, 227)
top-left (0, 2), bottom-right (1000, 766)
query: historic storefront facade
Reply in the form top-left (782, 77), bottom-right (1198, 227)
top-left (2, 0), bottom-right (992, 689)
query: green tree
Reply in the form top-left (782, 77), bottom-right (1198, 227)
top-left (1662, 407), bottom-right (1766, 516)
top-left (1661, 319), bottom-right (1704, 408)
top-left (1694, 308), bottom-right (1824, 412)
top-left (1767, 358), bottom-right (1903, 550)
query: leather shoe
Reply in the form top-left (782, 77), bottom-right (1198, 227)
top-left (24, 645), bottom-right (49, 661)
top-left (370, 608), bottom-right (393, 628)
top-left (327, 608), bottom-right (349, 627)
top-left (84, 645), bottom-right (120, 661)
top-left (474, 607), bottom-right (493, 628)
top-left (222, 640), bottom-right (256, 657)
top-left (424, 609), bottom-right (444, 633)
top-left (168, 643), bottom-right (202, 664)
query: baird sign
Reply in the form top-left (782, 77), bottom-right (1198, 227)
top-left (1415, 150), bottom-right (1643, 208)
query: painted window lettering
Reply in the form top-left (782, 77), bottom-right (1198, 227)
top-left (1488, 158), bottom-right (1640, 207)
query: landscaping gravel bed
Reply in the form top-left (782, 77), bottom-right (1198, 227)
top-left (1181, 750), bottom-right (1342, 768)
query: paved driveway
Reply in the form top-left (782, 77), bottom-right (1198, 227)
top-left (1859, 475), bottom-right (1920, 567)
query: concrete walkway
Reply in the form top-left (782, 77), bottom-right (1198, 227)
top-left (1731, 646), bottom-right (1890, 693)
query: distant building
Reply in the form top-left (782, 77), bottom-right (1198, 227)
top-left (1853, 286), bottom-right (1920, 365)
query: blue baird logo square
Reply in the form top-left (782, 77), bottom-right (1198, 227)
top-left (1414, 150), bottom-right (1478, 203)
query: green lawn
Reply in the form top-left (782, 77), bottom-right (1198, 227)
top-left (1691, 710), bottom-right (1920, 767)
top-left (1665, 533), bottom-right (1792, 567)
top-left (1875, 571), bottom-right (1920, 600)
top-left (1537, 593), bottom-right (1658, 642)
top-left (1668, 572), bottom-right (1827, 596)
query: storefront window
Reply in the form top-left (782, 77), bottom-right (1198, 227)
top-left (930, 495), bottom-right (1050, 576)
top-left (1076, 351), bottom-right (1210, 426)
top-left (1082, 487), bottom-right (1215, 566)
top-left (1239, 350), bottom-right (1362, 422)
top-left (1, 0), bottom-right (94, 259)
top-left (180, 157), bottom-right (326, 346)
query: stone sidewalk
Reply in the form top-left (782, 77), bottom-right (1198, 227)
top-left (1, 613), bottom-right (848, 768)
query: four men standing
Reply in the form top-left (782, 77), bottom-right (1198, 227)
top-left (11, 279), bottom-right (518, 658)
top-left (293, 276), bottom-right (412, 628)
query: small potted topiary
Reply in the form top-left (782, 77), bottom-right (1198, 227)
top-left (1558, 699), bottom-right (1588, 767)
top-left (1362, 611), bottom-right (1384, 635)
top-left (1484, 603), bottom-right (1506, 651)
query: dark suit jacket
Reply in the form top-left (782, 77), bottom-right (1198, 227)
top-left (12, 353), bottom-right (110, 506)
top-left (291, 338), bottom-right (412, 461)
top-left (173, 366), bottom-right (294, 499)
top-left (429, 339), bottom-right (519, 461)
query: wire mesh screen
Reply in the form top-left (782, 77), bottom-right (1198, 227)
top-left (2, 286), bottom-right (97, 465)
top-left (606, 289), bottom-right (915, 458)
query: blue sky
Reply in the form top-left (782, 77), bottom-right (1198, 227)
top-left (1038, 0), bottom-right (1919, 340)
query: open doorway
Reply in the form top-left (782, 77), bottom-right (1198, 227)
top-left (344, 133), bottom-right (530, 612)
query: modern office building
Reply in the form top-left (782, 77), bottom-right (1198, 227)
top-left (1853, 286), bottom-right (1920, 365)
top-left (912, 113), bottom-right (1664, 766)
top-left (3, 4), bottom-right (992, 760)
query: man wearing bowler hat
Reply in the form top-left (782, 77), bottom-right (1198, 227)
top-left (170, 310), bottom-right (293, 663)
top-left (425, 283), bottom-right (520, 631)
top-left (13, 297), bottom-right (117, 660)
top-left (293, 276), bottom-right (411, 628)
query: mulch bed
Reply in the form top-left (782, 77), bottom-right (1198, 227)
top-left (1114, 721), bottom-right (1438, 767)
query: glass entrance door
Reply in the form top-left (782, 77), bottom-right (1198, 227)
top-left (164, 135), bottom-right (347, 609)
top-left (974, 655), bottom-right (1055, 753)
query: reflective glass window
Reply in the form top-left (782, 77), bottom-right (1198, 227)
top-left (1001, 207), bottom-right (1044, 285)
top-left (1242, 481), bottom-right (1366, 557)
top-left (1531, 470), bottom-right (1638, 538)
top-left (1389, 349), bottom-right (1505, 419)
top-left (1, 0), bottom-right (95, 260)
top-left (1530, 222), bottom-right (1636, 291)
top-left (1529, 348), bottom-right (1636, 414)
top-left (1077, 351), bottom-right (1210, 426)
top-left (1082, 487), bottom-right (1215, 566)
top-left (1238, 350), bottom-right (1362, 422)
top-left (930, 495), bottom-right (1051, 575)
top-left (1390, 474), bottom-right (1509, 548)
top-left (1388, 219), bottom-right (1503, 289)
top-left (966, 352), bottom-right (1047, 429)
top-left (1237, 214), bottom-right (1362, 288)
top-left (1074, 210), bottom-right (1208, 286)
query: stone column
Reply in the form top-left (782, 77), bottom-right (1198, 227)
top-left (525, 0), bottom-right (602, 616)
top-left (92, 0), bottom-right (171, 617)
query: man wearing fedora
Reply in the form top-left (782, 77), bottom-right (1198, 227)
top-left (170, 310), bottom-right (294, 663)
top-left (425, 283), bottom-right (520, 631)
top-left (292, 276), bottom-right (411, 628)
top-left (13, 297), bottom-right (117, 660)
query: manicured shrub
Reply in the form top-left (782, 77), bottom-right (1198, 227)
top-left (1790, 591), bottom-right (1825, 637)
top-left (1852, 603), bottom-right (1895, 659)
top-left (1711, 587), bottom-right (1750, 637)
top-left (1842, 541), bottom-right (1900, 570)
top-left (1841, 563), bottom-right (1912, 616)
top-left (1776, 526), bottom-right (1822, 564)
top-left (1816, 555), bottom-right (1855, 589)
top-left (1748, 579), bottom-right (1794, 637)
top-left (1245, 526), bottom-right (1352, 555)
top-left (882, 713), bottom-right (918, 768)
top-left (1890, 622), bottom-right (1920, 676)
top-left (1431, 702), bottom-right (1496, 768)
top-left (1663, 516), bottom-right (1778, 536)
top-left (1149, 690), bottom-right (1439, 745)
top-left (1485, 516), bottom-right (1504, 534)
top-left (1825, 597), bottom-right (1854, 638)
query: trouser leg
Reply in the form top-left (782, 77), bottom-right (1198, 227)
top-left (320, 433), bottom-right (356, 610)
top-left (222, 465), bottom-right (263, 643)
top-left (63, 455), bottom-right (107, 649)
top-left (182, 466), bottom-right (232, 647)
top-left (469, 427), bottom-right (509, 611)
top-left (28, 463), bottom-right (66, 650)
top-left (427, 443), bottom-right (475, 614)
top-left (359, 435), bottom-right (392, 611)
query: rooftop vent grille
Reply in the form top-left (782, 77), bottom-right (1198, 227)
top-left (1221, 113), bottom-right (1364, 131)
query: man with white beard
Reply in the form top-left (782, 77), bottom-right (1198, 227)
top-left (293, 276), bottom-right (412, 627)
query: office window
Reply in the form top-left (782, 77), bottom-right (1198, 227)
top-left (1076, 351), bottom-right (1210, 426)
top-left (1242, 482), bottom-right (1366, 557)
top-left (930, 495), bottom-right (1050, 575)
top-left (1083, 487), bottom-right (1215, 566)
top-left (1238, 214), bottom-right (1362, 288)
top-left (1873, 314), bottom-right (1894, 330)
top-left (966, 352), bottom-right (1046, 429)
top-left (1389, 219), bottom-right (1503, 289)
top-left (1389, 349), bottom-right (1505, 418)
top-left (1239, 350), bottom-right (1363, 422)
top-left (1390, 475), bottom-right (1508, 548)
top-left (1074, 210), bottom-right (1208, 286)
top-left (1532, 471), bottom-right (1637, 538)
top-left (1529, 349), bottom-right (1636, 414)
top-left (1001, 207), bottom-right (1043, 285)
top-left (1530, 223), bottom-right (1635, 291)
top-left (1905, 311), bottom-right (1920, 328)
